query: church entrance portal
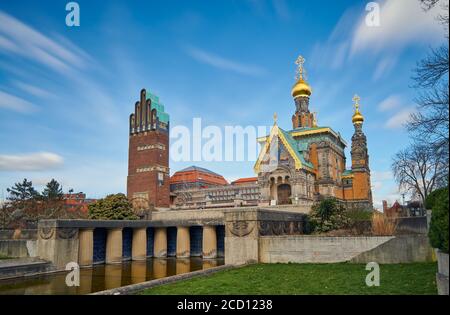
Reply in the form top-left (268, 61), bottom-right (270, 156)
top-left (277, 184), bottom-right (292, 205)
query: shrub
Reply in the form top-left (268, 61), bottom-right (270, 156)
top-left (309, 198), bottom-right (350, 233)
top-left (346, 209), bottom-right (373, 235)
top-left (88, 193), bottom-right (138, 220)
top-left (371, 212), bottom-right (397, 236)
top-left (425, 187), bottom-right (447, 210)
top-left (428, 187), bottom-right (449, 252)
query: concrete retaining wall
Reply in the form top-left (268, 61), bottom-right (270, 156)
top-left (0, 240), bottom-right (37, 258)
top-left (259, 236), bottom-right (394, 263)
top-left (350, 235), bottom-right (433, 263)
top-left (259, 235), bottom-right (433, 264)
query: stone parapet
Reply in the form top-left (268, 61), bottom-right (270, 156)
top-left (224, 208), bottom-right (308, 265)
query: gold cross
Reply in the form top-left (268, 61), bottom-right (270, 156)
top-left (295, 55), bottom-right (306, 80)
top-left (273, 112), bottom-right (278, 124)
top-left (352, 94), bottom-right (360, 111)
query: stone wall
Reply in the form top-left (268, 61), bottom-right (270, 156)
top-left (151, 208), bottom-right (226, 226)
top-left (0, 240), bottom-right (37, 258)
top-left (258, 235), bottom-right (433, 264)
top-left (224, 208), bottom-right (308, 265)
top-left (350, 235), bottom-right (433, 263)
top-left (259, 236), bottom-right (393, 263)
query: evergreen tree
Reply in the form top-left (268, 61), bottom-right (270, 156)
top-left (42, 179), bottom-right (64, 200)
top-left (6, 179), bottom-right (39, 201)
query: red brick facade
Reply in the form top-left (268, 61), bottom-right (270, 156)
top-left (126, 89), bottom-right (170, 209)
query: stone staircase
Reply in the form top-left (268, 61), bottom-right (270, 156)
top-left (0, 257), bottom-right (55, 280)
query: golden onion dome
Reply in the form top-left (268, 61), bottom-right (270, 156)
top-left (291, 78), bottom-right (312, 98)
top-left (352, 94), bottom-right (364, 124)
top-left (352, 109), bottom-right (364, 124)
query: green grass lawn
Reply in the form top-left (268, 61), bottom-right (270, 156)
top-left (140, 262), bottom-right (437, 295)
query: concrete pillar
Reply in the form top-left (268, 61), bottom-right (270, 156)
top-left (153, 227), bottom-right (167, 258)
top-left (202, 226), bottom-right (217, 259)
top-left (176, 226), bottom-right (190, 258)
top-left (78, 228), bottom-right (94, 267)
top-left (132, 228), bottom-right (147, 261)
top-left (106, 228), bottom-right (123, 264)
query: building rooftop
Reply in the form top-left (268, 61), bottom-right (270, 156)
top-left (170, 165), bottom-right (228, 186)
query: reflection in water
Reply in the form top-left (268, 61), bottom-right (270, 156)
top-left (0, 257), bottom-right (224, 295)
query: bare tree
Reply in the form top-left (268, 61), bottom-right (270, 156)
top-left (408, 1), bottom-right (449, 156)
top-left (392, 143), bottom-right (448, 204)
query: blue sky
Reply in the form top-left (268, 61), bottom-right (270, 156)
top-left (0, 0), bottom-right (447, 208)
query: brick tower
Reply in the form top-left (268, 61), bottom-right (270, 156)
top-left (350, 95), bottom-right (373, 208)
top-left (127, 89), bottom-right (170, 209)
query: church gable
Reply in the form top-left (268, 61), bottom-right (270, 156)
top-left (254, 124), bottom-right (303, 173)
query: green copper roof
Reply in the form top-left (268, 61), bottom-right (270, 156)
top-left (147, 91), bottom-right (170, 124)
top-left (279, 127), bottom-right (314, 169)
top-left (343, 169), bottom-right (353, 176)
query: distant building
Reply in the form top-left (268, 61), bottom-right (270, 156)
top-left (127, 89), bottom-right (170, 210)
top-left (170, 167), bottom-right (259, 209)
top-left (231, 177), bottom-right (258, 186)
top-left (382, 200), bottom-right (425, 217)
top-left (63, 193), bottom-right (96, 212)
top-left (405, 200), bottom-right (425, 217)
top-left (170, 166), bottom-right (228, 191)
top-left (383, 200), bottom-right (405, 217)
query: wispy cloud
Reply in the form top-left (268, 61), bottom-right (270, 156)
top-left (185, 45), bottom-right (267, 76)
top-left (0, 152), bottom-right (63, 171)
top-left (372, 55), bottom-right (397, 80)
top-left (0, 90), bottom-right (37, 113)
top-left (12, 81), bottom-right (53, 99)
top-left (311, 0), bottom-right (446, 75)
top-left (384, 107), bottom-right (415, 129)
top-left (378, 95), bottom-right (402, 112)
top-left (0, 10), bottom-right (89, 75)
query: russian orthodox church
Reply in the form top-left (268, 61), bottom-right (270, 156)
top-left (127, 56), bottom-right (373, 211)
top-left (254, 56), bottom-right (373, 209)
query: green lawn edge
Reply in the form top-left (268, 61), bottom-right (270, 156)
top-left (140, 262), bottom-right (438, 295)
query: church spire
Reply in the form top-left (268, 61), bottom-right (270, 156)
top-left (352, 94), bottom-right (364, 125)
top-left (291, 54), bottom-right (315, 129)
top-left (291, 55), bottom-right (312, 99)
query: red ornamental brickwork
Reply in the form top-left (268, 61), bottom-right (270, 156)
top-left (127, 89), bottom-right (170, 209)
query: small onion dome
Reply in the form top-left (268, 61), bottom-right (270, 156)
top-left (291, 78), bottom-right (312, 98)
top-left (352, 109), bottom-right (364, 124)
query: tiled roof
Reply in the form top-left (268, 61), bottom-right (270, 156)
top-left (179, 166), bottom-right (223, 177)
top-left (171, 166), bottom-right (228, 186)
top-left (279, 127), bottom-right (315, 170)
top-left (231, 177), bottom-right (258, 185)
